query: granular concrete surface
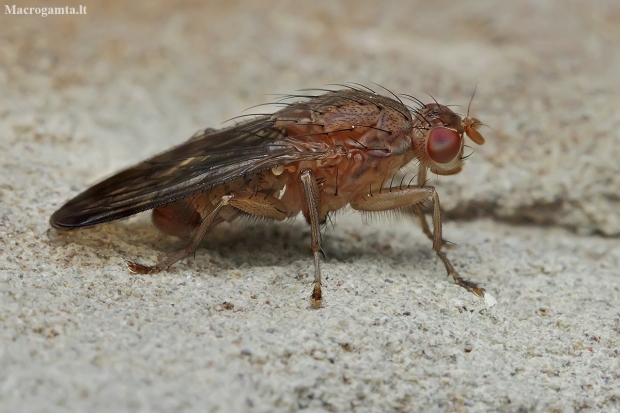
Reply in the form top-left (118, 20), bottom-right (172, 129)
top-left (1, 1), bottom-right (620, 412)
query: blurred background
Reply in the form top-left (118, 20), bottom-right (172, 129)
top-left (3, 0), bottom-right (620, 235)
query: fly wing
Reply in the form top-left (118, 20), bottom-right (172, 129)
top-left (51, 116), bottom-right (326, 228)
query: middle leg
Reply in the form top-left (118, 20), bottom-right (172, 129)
top-left (299, 169), bottom-right (326, 306)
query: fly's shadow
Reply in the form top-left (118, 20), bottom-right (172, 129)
top-left (49, 212), bottom-right (434, 273)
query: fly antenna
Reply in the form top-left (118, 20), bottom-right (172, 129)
top-left (467, 84), bottom-right (478, 118)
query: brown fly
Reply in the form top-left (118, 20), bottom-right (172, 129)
top-left (50, 85), bottom-right (487, 306)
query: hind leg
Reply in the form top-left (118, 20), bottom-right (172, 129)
top-left (128, 192), bottom-right (289, 274)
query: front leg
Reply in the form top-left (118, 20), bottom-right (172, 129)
top-left (350, 185), bottom-right (484, 297)
top-left (409, 166), bottom-right (450, 248)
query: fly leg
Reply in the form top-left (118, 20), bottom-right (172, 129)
top-left (410, 166), bottom-right (450, 247)
top-left (411, 203), bottom-right (435, 243)
top-left (411, 201), bottom-right (451, 248)
top-left (127, 192), bottom-right (288, 274)
top-left (299, 169), bottom-right (325, 306)
top-left (351, 185), bottom-right (484, 297)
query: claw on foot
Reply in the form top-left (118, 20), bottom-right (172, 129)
top-left (311, 297), bottom-right (323, 309)
top-left (460, 279), bottom-right (485, 298)
top-left (126, 260), bottom-right (159, 275)
top-left (310, 283), bottom-right (323, 309)
top-left (471, 286), bottom-right (485, 298)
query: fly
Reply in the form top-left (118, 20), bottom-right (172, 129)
top-left (50, 86), bottom-right (487, 306)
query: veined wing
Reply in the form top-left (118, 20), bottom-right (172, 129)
top-left (50, 116), bottom-right (327, 228)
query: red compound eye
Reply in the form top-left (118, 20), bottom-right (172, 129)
top-left (427, 127), bottom-right (462, 164)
